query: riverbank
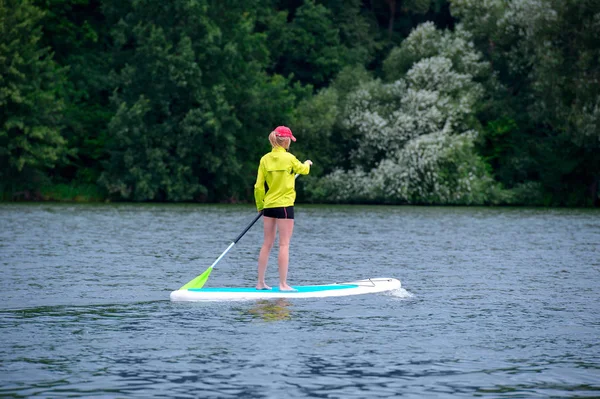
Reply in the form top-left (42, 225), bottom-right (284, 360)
top-left (2, 182), bottom-right (599, 207)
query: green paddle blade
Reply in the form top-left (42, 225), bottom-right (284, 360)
top-left (180, 267), bottom-right (212, 290)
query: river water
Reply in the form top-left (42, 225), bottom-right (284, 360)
top-left (0, 203), bottom-right (599, 398)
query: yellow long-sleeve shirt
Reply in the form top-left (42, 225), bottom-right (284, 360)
top-left (254, 147), bottom-right (310, 211)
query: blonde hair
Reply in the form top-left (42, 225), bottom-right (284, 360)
top-left (269, 131), bottom-right (291, 149)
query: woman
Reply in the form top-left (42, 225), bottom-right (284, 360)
top-left (254, 126), bottom-right (312, 291)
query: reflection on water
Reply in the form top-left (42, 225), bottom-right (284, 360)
top-left (247, 299), bottom-right (292, 321)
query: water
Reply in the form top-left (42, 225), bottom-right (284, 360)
top-left (1, 203), bottom-right (599, 398)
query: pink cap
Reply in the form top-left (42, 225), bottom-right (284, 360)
top-left (274, 126), bottom-right (296, 142)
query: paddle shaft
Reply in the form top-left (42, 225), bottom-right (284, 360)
top-left (207, 211), bottom-right (262, 270)
top-left (234, 211), bottom-right (263, 243)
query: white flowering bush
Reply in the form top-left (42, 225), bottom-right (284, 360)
top-left (311, 22), bottom-right (501, 205)
top-left (449, 0), bottom-right (506, 39)
top-left (318, 131), bottom-right (497, 204)
top-left (380, 131), bottom-right (495, 204)
top-left (383, 22), bottom-right (489, 81)
top-left (498, 0), bottom-right (558, 36)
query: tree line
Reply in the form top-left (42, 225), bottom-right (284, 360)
top-left (1, 0), bottom-right (598, 206)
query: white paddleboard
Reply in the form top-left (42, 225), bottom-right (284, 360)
top-left (170, 277), bottom-right (401, 301)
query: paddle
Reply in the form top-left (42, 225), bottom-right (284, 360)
top-left (179, 211), bottom-right (264, 290)
top-left (179, 174), bottom-right (302, 290)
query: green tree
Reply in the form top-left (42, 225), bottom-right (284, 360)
top-left (0, 0), bottom-right (66, 196)
top-left (266, 0), bottom-right (345, 88)
top-left (451, 0), bottom-right (600, 206)
top-left (367, 0), bottom-right (451, 40)
top-left (100, 0), bottom-right (304, 201)
top-left (318, 0), bottom-right (379, 67)
top-left (33, 0), bottom-right (112, 186)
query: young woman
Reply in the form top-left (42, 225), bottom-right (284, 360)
top-left (254, 126), bottom-right (312, 291)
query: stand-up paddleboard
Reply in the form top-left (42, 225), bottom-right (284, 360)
top-left (170, 277), bottom-right (401, 301)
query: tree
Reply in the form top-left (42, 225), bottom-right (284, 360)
top-left (0, 0), bottom-right (66, 196)
top-left (308, 23), bottom-right (500, 204)
top-left (100, 0), bottom-right (304, 201)
top-left (33, 0), bottom-right (113, 186)
top-left (266, 0), bottom-right (346, 88)
top-left (451, 0), bottom-right (600, 205)
top-left (367, 0), bottom-right (450, 40)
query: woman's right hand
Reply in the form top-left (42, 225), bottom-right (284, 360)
top-left (305, 160), bottom-right (313, 166)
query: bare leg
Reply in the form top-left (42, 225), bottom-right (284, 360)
top-left (257, 217), bottom-right (276, 289)
top-left (276, 219), bottom-right (295, 290)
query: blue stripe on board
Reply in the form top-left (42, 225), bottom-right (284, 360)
top-left (188, 284), bottom-right (359, 293)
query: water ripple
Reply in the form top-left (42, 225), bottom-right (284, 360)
top-left (1, 204), bottom-right (599, 398)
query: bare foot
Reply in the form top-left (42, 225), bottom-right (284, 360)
top-left (256, 283), bottom-right (272, 290)
top-left (279, 284), bottom-right (297, 291)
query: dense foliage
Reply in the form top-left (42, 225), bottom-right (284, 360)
top-left (0, 0), bottom-right (67, 197)
top-left (1, 0), bottom-right (598, 206)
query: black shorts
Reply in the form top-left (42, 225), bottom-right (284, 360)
top-left (263, 206), bottom-right (294, 219)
